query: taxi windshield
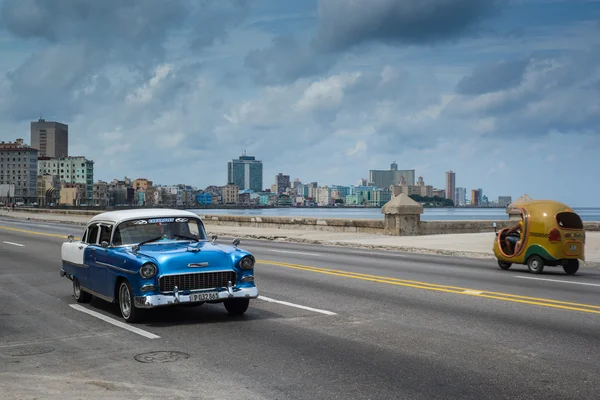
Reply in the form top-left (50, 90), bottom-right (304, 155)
top-left (112, 217), bottom-right (207, 246)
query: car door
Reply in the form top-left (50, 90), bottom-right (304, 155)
top-left (83, 224), bottom-right (103, 295)
top-left (61, 226), bottom-right (91, 288)
top-left (90, 223), bottom-right (115, 299)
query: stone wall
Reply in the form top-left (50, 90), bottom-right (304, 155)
top-left (199, 214), bottom-right (385, 234)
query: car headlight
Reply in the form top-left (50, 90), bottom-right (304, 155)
top-left (139, 262), bottom-right (158, 278)
top-left (239, 255), bottom-right (255, 270)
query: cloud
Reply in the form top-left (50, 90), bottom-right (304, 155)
top-left (244, 35), bottom-right (337, 85)
top-left (314, 0), bottom-right (505, 52)
top-left (0, 0), bottom-right (251, 121)
top-left (456, 59), bottom-right (528, 95)
top-left (446, 46), bottom-right (600, 137)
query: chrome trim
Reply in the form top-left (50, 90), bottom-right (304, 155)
top-left (134, 286), bottom-right (259, 308)
top-left (141, 284), bottom-right (156, 292)
top-left (158, 269), bottom-right (231, 278)
top-left (80, 286), bottom-right (114, 302)
top-left (188, 262), bottom-right (209, 268)
top-left (97, 261), bottom-right (136, 275)
top-left (241, 275), bottom-right (254, 282)
top-left (63, 260), bottom-right (88, 269)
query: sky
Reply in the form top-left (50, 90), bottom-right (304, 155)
top-left (0, 0), bottom-right (599, 206)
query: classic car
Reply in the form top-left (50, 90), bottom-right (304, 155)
top-left (60, 209), bottom-right (258, 322)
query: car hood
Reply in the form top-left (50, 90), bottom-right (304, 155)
top-left (134, 241), bottom-right (238, 273)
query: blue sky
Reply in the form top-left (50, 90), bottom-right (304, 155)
top-left (0, 0), bottom-right (598, 206)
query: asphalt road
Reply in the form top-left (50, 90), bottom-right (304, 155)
top-left (1, 216), bottom-right (600, 399)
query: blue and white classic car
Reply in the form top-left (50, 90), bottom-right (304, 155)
top-left (60, 209), bottom-right (258, 322)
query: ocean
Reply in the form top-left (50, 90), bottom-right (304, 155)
top-left (190, 207), bottom-right (600, 222)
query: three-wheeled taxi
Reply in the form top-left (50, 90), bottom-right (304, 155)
top-left (493, 200), bottom-right (585, 275)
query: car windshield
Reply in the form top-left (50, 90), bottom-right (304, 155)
top-left (112, 217), bottom-right (207, 246)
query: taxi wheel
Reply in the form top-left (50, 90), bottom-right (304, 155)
top-left (224, 298), bottom-right (250, 315)
top-left (527, 255), bottom-right (545, 274)
top-left (73, 277), bottom-right (92, 303)
top-left (497, 260), bottom-right (512, 270)
top-left (563, 260), bottom-right (579, 275)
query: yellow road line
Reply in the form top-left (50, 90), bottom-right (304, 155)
top-left (258, 260), bottom-right (600, 314)
top-left (0, 225), bottom-right (80, 240)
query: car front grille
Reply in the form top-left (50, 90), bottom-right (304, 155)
top-left (159, 271), bottom-right (237, 292)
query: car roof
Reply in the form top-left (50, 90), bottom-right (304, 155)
top-left (88, 208), bottom-right (201, 225)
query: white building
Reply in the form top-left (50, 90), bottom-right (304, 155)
top-left (316, 186), bottom-right (331, 206)
top-left (0, 139), bottom-right (38, 203)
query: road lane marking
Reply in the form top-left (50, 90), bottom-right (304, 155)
top-left (258, 295), bottom-right (337, 315)
top-left (0, 225), bottom-right (80, 240)
top-left (258, 260), bottom-right (600, 315)
top-left (268, 249), bottom-right (321, 257)
top-left (515, 276), bottom-right (600, 287)
top-left (69, 304), bottom-right (160, 339)
top-left (2, 241), bottom-right (24, 247)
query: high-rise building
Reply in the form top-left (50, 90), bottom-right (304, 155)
top-left (498, 196), bottom-right (512, 208)
top-left (369, 162), bottom-right (415, 188)
top-left (471, 189), bottom-right (482, 207)
top-left (446, 171), bottom-right (456, 205)
top-left (275, 173), bottom-right (290, 195)
top-left (30, 119), bottom-right (68, 158)
top-left (0, 138), bottom-right (38, 203)
top-left (227, 153), bottom-right (263, 192)
top-left (38, 156), bottom-right (94, 204)
top-left (455, 187), bottom-right (467, 207)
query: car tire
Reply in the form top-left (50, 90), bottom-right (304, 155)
top-left (497, 260), bottom-right (512, 270)
top-left (224, 298), bottom-right (250, 315)
top-left (73, 277), bottom-right (92, 303)
top-left (527, 255), bottom-right (545, 274)
top-left (563, 259), bottom-right (579, 275)
top-left (118, 280), bottom-right (142, 323)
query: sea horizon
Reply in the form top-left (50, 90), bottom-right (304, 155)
top-left (190, 206), bottom-right (600, 222)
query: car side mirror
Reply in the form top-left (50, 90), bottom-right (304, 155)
top-left (68, 235), bottom-right (74, 243)
top-left (101, 241), bottom-right (109, 249)
top-left (233, 238), bottom-right (240, 247)
top-left (211, 235), bottom-right (218, 243)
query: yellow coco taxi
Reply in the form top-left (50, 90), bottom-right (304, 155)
top-left (493, 200), bottom-right (585, 275)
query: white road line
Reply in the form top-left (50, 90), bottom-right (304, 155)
top-left (268, 249), bottom-right (321, 257)
top-left (258, 296), bottom-right (337, 315)
top-left (2, 241), bottom-right (24, 247)
top-left (69, 304), bottom-right (160, 339)
top-left (515, 276), bottom-right (600, 287)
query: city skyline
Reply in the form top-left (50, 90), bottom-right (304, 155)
top-left (0, 1), bottom-right (598, 206)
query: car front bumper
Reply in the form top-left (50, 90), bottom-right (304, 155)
top-left (133, 286), bottom-right (259, 308)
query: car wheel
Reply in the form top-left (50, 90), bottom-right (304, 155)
top-left (527, 255), bottom-right (545, 274)
top-left (563, 259), bottom-right (579, 275)
top-left (73, 277), bottom-right (92, 303)
top-left (497, 260), bottom-right (512, 270)
top-left (224, 298), bottom-right (250, 315)
top-left (118, 281), bottom-right (142, 323)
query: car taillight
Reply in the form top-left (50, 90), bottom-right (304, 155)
top-left (549, 228), bottom-right (561, 242)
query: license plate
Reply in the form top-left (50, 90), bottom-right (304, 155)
top-left (190, 292), bottom-right (219, 302)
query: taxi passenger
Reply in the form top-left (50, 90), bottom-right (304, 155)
top-left (505, 217), bottom-right (524, 255)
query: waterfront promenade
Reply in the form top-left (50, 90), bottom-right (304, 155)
top-left (1, 208), bottom-right (599, 266)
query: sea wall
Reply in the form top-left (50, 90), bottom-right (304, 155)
top-left (9, 208), bottom-right (600, 235)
